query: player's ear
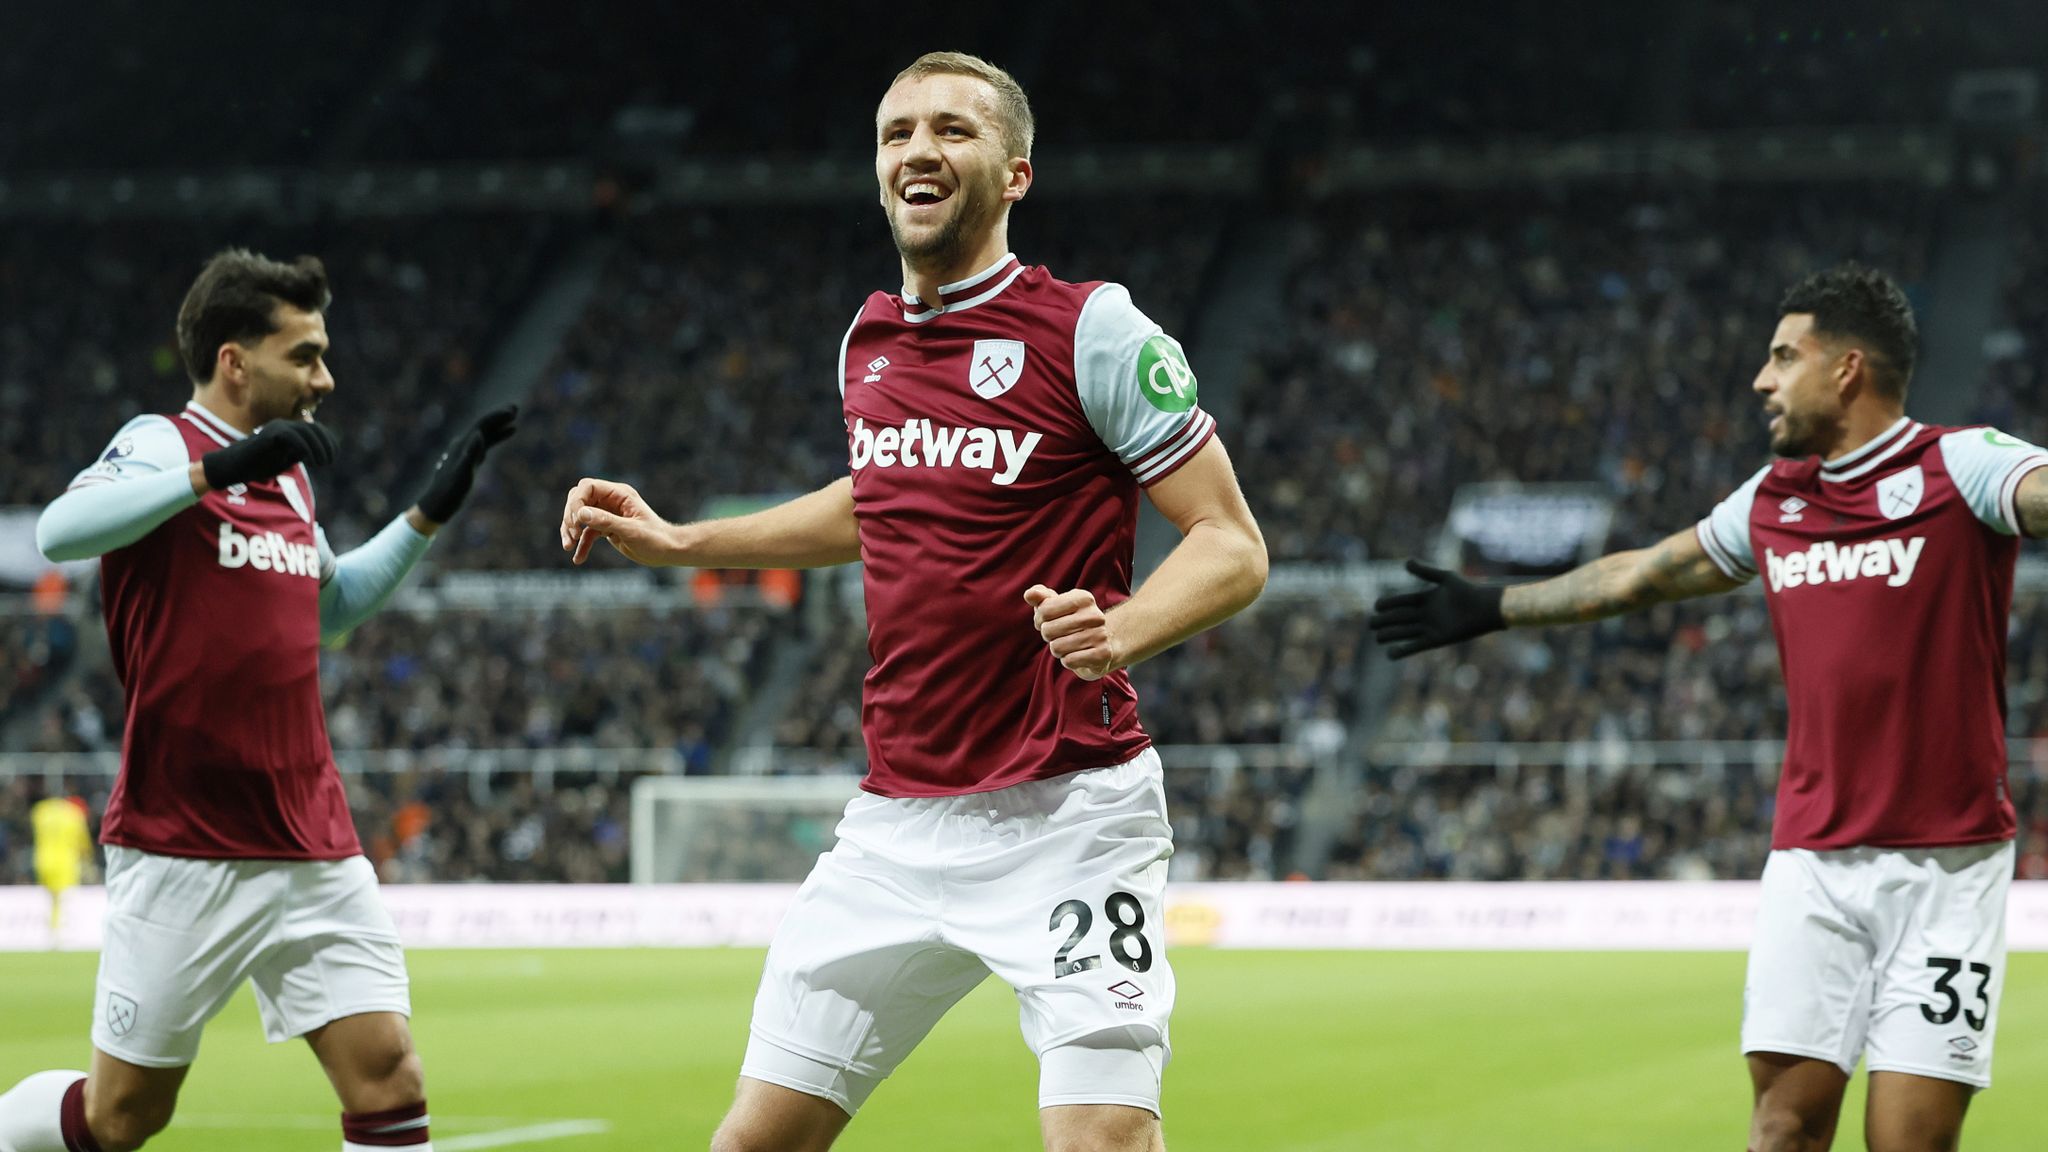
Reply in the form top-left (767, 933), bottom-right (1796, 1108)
top-left (1003, 158), bottom-right (1032, 204)
top-left (215, 343), bottom-right (242, 389)
top-left (1837, 346), bottom-right (1866, 396)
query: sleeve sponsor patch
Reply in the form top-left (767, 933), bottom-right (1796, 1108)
top-left (1136, 335), bottom-right (1197, 413)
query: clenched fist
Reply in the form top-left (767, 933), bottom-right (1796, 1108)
top-left (1024, 584), bottom-right (1121, 681)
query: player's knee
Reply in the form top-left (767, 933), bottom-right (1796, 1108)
top-left (384, 1046), bottom-right (426, 1104)
top-left (1751, 1105), bottom-right (1826, 1152)
top-left (85, 1084), bottom-right (175, 1152)
top-left (333, 1034), bottom-right (425, 1114)
top-left (1868, 1118), bottom-right (1963, 1152)
top-left (358, 1044), bottom-right (426, 1110)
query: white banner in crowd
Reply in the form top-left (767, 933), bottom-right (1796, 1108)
top-left (6, 882), bottom-right (2048, 953)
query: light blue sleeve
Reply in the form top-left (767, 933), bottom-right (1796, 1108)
top-left (1694, 466), bottom-right (1768, 581)
top-left (318, 515), bottom-right (433, 642)
top-left (1938, 427), bottom-right (2048, 536)
top-left (1072, 283), bottom-right (1217, 486)
top-left (36, 415), bottom-right (198, 561)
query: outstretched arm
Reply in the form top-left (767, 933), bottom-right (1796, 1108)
top-left (1371, 526), bottom-right (1743, 659)
top-left (563, 476), bottom-right (860, 569)
top-left (1502, 525), bottom-right (1745, 626)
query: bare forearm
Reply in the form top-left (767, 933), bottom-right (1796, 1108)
top-left (1107, 521), bottom-right (1267, 668)
top-left (1501, 549), bottom-right (1663, 626)
top-left (1501, 527), bottom-right (1740, 628)
top-left (666, 478), bottom-right (861, 569)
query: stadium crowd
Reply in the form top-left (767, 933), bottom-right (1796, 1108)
top-left (449, 200), bottom-right (1224, 568)
top-left (0, 215), bottom-right (553, 545)
top-left (1238, 185), bottom-right (1935, 564)
top-left (319, 605), bottom-right (777, 761)
top-left (0, 614), bottom-right (77, 735)
top-left (5, 175), bottom-right (2044, 883)
top-left (4, 4), bottom-right (2047, 887)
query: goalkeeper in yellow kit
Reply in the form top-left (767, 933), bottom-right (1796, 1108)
top-left (30, 795), bottom-right (92, 938)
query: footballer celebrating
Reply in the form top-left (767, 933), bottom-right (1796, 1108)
top-left (563, 52), bottom-right (1266, 1152)
top-left (1371, 265), bottom-right (2046, 1152)
top-left (0, 250), bottom-right (516, 1152)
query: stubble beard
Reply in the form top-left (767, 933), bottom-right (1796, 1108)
top-left (250, 366), bottom-right (312, 427)
top-left (889, 181), bottom-right (995, 275)
top-left (1769, 408), bottom-right (1840, 459)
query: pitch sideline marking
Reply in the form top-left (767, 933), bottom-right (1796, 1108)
top-left (177, 1113), bottom-right (535, 1130)
top-left (176, 1114), bottom-right (611, 1147)
top-left (439, 1120), bottom-right (614, 1149)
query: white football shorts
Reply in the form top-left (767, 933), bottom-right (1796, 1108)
top-left (93, 846), bottom-right (412, 1067)
top-left (1741, 841), bottom-right (2012, 1088)
top-left (742, 748), bottom-right (1175, 1116)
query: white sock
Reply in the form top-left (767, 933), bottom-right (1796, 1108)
top-left (0, 1070), bottom-right (86, 1152)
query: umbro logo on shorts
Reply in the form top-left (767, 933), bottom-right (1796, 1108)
top-left (107, 992), bottom-right (139, 1037)
top-left (1109, 980), bottom-right (1145, 1011)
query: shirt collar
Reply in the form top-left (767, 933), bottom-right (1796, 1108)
top-left (184, 400), bottom-right (247, 441)
top-left (902, 253), bottom-right (1024, 321)
top-left (1818, 416), bottom-right (1916, 481)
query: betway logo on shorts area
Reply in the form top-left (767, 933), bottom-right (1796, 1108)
top-left (1764, 537), bottom-right (1925, 592)
top-left (217, 522), bottom-right (320, 578)
top-left (848, 418), bottom-right (1041, 486)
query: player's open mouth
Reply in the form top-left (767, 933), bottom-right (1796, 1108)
top-left (901, 182), bottom-right (951, 207)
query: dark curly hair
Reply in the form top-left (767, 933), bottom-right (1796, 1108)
top-left (1778, 263), bottom-right (1917, 400)
top-left (176, 249), bottom-right (331, 384)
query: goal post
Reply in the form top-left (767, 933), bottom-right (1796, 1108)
top-left (629, 774), bottom-right (864, 883)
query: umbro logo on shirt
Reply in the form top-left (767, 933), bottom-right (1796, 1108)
top-left (1778, 497), bottom-right (1806, 523)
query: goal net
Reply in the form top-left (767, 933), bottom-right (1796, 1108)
top-left (629, 775), bottom-right (863, 883)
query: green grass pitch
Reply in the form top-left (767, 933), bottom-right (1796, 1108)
top-left (2, 949), bottom-right (2042, 1150)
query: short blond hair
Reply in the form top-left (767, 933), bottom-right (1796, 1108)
top-left (886, 51), bottom-right (1035, 160)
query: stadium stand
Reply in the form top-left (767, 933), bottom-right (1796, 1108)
top-left (4, 3), bottom-right (2047, 890)
top-left (0, 215), bottom-right (557, 544)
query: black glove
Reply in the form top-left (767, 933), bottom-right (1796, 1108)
top-left (416, 404), bottom-right (519, 523)
top-left (1369, 559), bottom-right (1507, 659)
top-left (201, 420), bottom-right (339, 490)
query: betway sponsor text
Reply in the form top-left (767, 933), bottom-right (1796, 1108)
top-left (848, 418), bottom-right (1041, 486)
top-left (1764, 537), bottom-right (1925, 592)
top-left (217, 522), bottom-right (320, 578)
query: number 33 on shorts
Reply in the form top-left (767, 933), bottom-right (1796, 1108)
top-left (1921, 956), bottom-right (1994, 1031)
